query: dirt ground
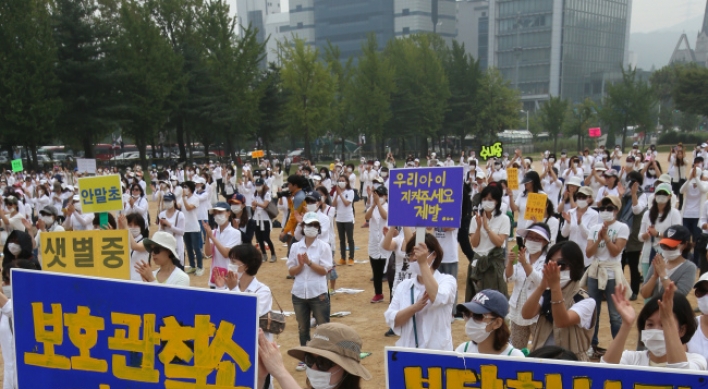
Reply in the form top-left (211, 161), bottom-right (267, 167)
top-left (2, 151), bottom-right (700, 388)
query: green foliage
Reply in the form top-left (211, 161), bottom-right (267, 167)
top-left (657, 132), bottom-right (707, 146)
top-left (443, 40), bottom-right (483, 145)
top-left (564, 98), bottom-right (599, 151)
top-left (538, 96), bottom-right (569, 154)
top-left (323, 42), bottom-right (356, 160)
top-left (477, 68), bottom-right (521, 142)
top-left (674, 66), bottom-right (708, 117)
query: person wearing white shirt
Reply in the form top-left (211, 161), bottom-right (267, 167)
top-left (157, 193), bottom-right (185, 265)
top-left (602, 283), bottom-right (706, 371)
top-left (287, 213), bottom-right (333, 370)
top-left (0, 196), bottom-right (26, 235)
top-left (489, 160), bottom-right (507, 182)
top-left (203, 202), bottom-right (242, 289)
top-left (365, 186), bottom-right (389, 303)
top-left (317, 167), bottom-right (332, 192)
top-left (212, 162), bottom-right (223, 198)
top-left (251, 179), bottom-right (276, 263)
top-left (170, 177), bottom-right (184, 210)
top-left (194, 176), bottom-right (211, 245)
top-left (554, 151), bottom-right (569, 173)
top-left (333, 177), bottom-right (355, 265)
top-left (181, 181), bottom-right (203, 276)
top-left (561, 156), bottom-right (584, 185)
top-left (123, 183), bottom-right (149, 222)
top-left (581, 149), bottom-right (595, 177)
top-left (669, 148), bottom-right (689, 209)
top-left (33, 205), bottom-right (65, 267)
top-left (560, 186), bottom-right (598, 268)
top-left (542, 166), bottom-right (563, 212)
top-left (509, 171), bottom-right (545, 232)
top-left (584, 195), bottom-right (630, 354)
top-left (640, 183), bottom-right (683, 279)
top-left (610, 145), bottom-right (623, 170)
top-left (505, 223), bottom-right (551, 349)
top-left (135, 231), bottom-right (190, 286)
top-left (61, 195), bottom-right (94, 231)
top-left (384, 233), bottom-right (457, 350)
top-left (688, 273), bottom-right (708, 363)
top-left (595, 169), bottom-right (621, 206)
top-left (239, 171), bottom-right (255, 217)
top-left (641, 159), bottom-right (662, 193)
top-left (680, 160), bottom-right (708, 265)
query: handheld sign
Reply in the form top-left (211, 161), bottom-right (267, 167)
top-left (76, 158), bottom-right (97, 174)
top-left (389, 167), bottom-right (464, 243)
top-left (78, 174), bottom-right (123, 213)
top-left (589, 127), bottom-right (602, 137)
top-left (12, 270), bottom-right (259, 389)
top-left (385, 347), bottom-right (705, 389)
top-left (42, 230), bottom-right (131, 280)
top-left (507, 168), bottom-right (519, 190)
top-left (525, 193), bottom-right (548, 220)
top-left (11, 158), bottom-right (23, 172)
top-left (479, 142), bottom-right (503, 160)
top-left (252, 150), bottom-right (264, 158)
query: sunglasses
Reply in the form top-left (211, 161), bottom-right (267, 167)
top-left (597, 206), bottom-right (616, 212)
top-left (462, 311), bottom-right (495, 323)
top-left (696, 287), bottom-right (708, 298)
top-left (151, 247), bottom-right (162, 255)
top-left (304, 353), bottom-right (335, 371)
top-left (576, 194), bottom-right (588, 200)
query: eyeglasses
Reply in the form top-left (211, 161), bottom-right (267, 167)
top-left (151, 247), bottom-right (162, 255)
top-left (597, 206), bottom-right (616, 212)
top-left (304, 353), bottom-right (335, 371)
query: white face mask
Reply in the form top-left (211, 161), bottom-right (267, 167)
top-left (600, 211), bottom-right (614, 222)
top-left (231, 205), bottom-right (242, 213)
top-left (40, 215), bottom-right (55, 226)
top-left (163, 201), bottom-right (174, 209)
top-left (559, 270), bottom-right (572, 288)
top-left (227, 263), bottom-right (244, 280)
top-left (338, 182), bottom-right (346, 189)
top-left (549, 158), bottom-right (555, 163)
top-left (73, 202), bottom-right (82, 212)
top-left (698, 295), bottom-right (708, 315)
top-left (494, 165), bottom-right (501, 171)
top-left (214, 214), bottom-right (229, 226)
top-left (304, 226), bottom-right (319, 238)
top-left (306, 366), bottom-right (342, 389)
top-left (662, 246), bottom-right (682, 260)
top-left (525, 240), bottom-right (545, 255)
top-left (8, 243), bottom-right (21, 256)
top-left (482, 200), bottom-right (496, 212)
top-left (306, 204), bottom-right (318, 213)
top-left (381, 172), bottom-right (388, 178)
top-left (576, 199), bottom-right (588, 209)
top-left (255, 186), bottom-right (263, 191)
top-left (465, 318), bottom-right (492, 343)
top-left (648, 169), bottom-right (656, 175)
top-left (641, 329), bottom-right (667, 357)
top-left (346, 168), bottom-right (352, 173)
top-left (129, 227), bottom-right (141, 238)
top-left (655, 195), bottom-right (669, 204)
top-left (1, 285), bottom-right (11, 299)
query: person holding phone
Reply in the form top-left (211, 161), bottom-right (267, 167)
top-left (203, 202), bottom-right (241, 289)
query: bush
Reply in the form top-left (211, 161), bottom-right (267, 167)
top-left (532, 138), bottom-right (582, 154)
top-left (658, 132), bottom-right (707, 146)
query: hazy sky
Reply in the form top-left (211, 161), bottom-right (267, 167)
top-left (234, 0), bottom-right (707, 34)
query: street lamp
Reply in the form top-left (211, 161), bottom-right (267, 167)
top-left (520, 110), bottom-right (529, 132)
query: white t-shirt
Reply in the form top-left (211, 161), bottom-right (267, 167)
top-left (514, 191), bottom-right (546, 231)
top-left (433, 228), bottom-right (458, 264)
top-left (455, 341), bottom-right (525, 357)
top-left (130, 235), bottom-right (150, 282)
top-left (368, 202), bottom-right (389, 259)
top-left (387, 232), bottom-right (412, 293)
top-left (539, 294), bottom-right (596, 346)
top-left (287, 239), bottom-right (333, 299)
top-left (605, 350), bottom-right (707, 370)
top-left (587, 220), bottom-right (630, 278)
top-left (208, 224), bottom-right (242, 287)
top-left (334, 189), bottom-right (355, 223)
top-left (688, 316), bottom-right (708, 365)
top-left (183, 195), bottom-right (200, 232)
top-left (595, 186), bottom-right (620, 205)
top-left (561, 207), bottom-right (600, 267)
top-left (469, 213), bottom-right (510, 255)
top-left (542, 178), bottom-right (562, 211)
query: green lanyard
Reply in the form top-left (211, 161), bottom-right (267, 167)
top-left (410, 285), bottom-right (419, 348)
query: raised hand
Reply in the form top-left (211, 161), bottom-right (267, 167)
top-left (611, 283), bottom-right (636, 325)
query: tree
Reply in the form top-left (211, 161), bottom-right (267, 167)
top-left (538, 96), bottom-right (569, 154)
top-left (348, 34), bottom-right (395, 159)
top-left (279, 38), bottom-right (335, 160)
top-left (565, 98), bottom-right (598, 151)
top-left (258, 63), bottom-right (285, 159)
top-left (443, 40), bottom-right (483, 150)
top-left (674, 66), bottom-right (708, 117)
top-left (477, 68), bottom-right (520, 144)
top-left (0, 0), bottom-right (61, 166)
top-left (323, 42), bottom-right (356, 161)
top-left (599, 66), bottom-right (655, 151)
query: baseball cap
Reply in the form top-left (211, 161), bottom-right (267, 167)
top-left (520, 171), bottom-right (539, 184)
top-left (305, 191), bottom-right (321, 202)
top-left (567, 177), bottom-right (582, 187)
top-left (604, 169), bottom-right (618, 177)
top-left (303, 212), bottom-right (319, 225)
top-left (457, 289), bottom-right (509, 318)
top-left (626, 156), bottom-right (635, 162)
top-left (577, 186), bottom-right (593, 197)
top-left (655, 183), bottom-right (672, 195)
top-left (228, 193), bottom-right (246, 205)
top-left (209, 202), bottom-right (230, 213)
top-left (194, 177), bottom-right (206, 185)
top-left (658, 173), bottom-right (671, 184)
top-left (601, 195), bottom-right (621, 209)
top-left (39, 205), bottom-right (60, 217)
top-left (255, 178), bottom-right (265, 186)
top-left (374, 185), bottom-right (388, 196)
top-left (659, 225), bottom-right (691, 248)
top-left (162, 192), bottom-right (176, 202)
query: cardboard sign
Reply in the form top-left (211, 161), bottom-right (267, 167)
top-left (524, 192), bottom-right (548, 221)
top-left (76, 158), bottom-right (97, 174)
top-left (41, 230), bottom-right (131, 280)
top-left (507, 168), bottom-right (519, 190)
top-left (12, 270), bottom-right (259, 388)
top-left (389, 167), bottom-right (464, 228)
top-left (385, 347), bottom-right (706, 389)
top-left (11, 158), bottom-right (23, 172)
top-left (78, 175), bottom-right (123, 213)
top-left (251, 150), bottom-right (264, 158)
top-left (589, 127), bottom-right (602, 137)
top-left (479, 142), bottom-right (503, 160)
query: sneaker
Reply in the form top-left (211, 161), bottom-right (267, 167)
top-left (361, 222), bottom-right (369, 228)
top-left (384, 328), bottom-right (396, 337)
top-left (286, 275), bottom-right (294, 279)
top-left (195, 268), bottom-right (204, 277)
top-left (329, 289), bottom-right (335, 295)
top-left (295, 362), bottom-right (306, 371)
top-left (261, 253), bottom-right (267, 263)
top-left (270, 254), bottom-right (277, 263)
top-left (347, 258), bottom-right (354, 266)
top-left (371, 294), bottom-right (384, 303)
top-left (337, 258), bottom-right (346, 265)
top-left (629, 293), bottom-right (637, 301)
top-left (185, 267), bottom-right (197, 275)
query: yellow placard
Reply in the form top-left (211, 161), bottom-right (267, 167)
top-left (525, 193), bottom-right (548, 221)
top-left (252, 150), bottom-right (264, 158)
top-left (507, 168), bottom-right (519, 190)
top-left (41, 230), bottom-right (131, 280)
top-left (78, 175), bottom-right (123, 213)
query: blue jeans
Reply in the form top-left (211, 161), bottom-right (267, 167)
top-left (184, 231), bottom-right (203, 269)
top-left (587, 277), bottom-right (621, 346)
top-left (292, 293), bottom-right (330, 346)
top-left (199, 219), bottom-right (207, 246)
top-left (438, 262), bottom-right (459, 315)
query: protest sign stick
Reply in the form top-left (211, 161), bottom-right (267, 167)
top-left (99, 212), bottom-right (108, 229)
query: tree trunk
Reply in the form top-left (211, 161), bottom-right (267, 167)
top-left (621, 117), bottom-right (628, 152)
top-left (553, 131), bottom-right (558, 154)
top-left (151, 139), bottom-right (157, 160)
top-left (177, 117), bottom-right (187, 161)
top-left (303, 126), bottom-right (311, 161)
top-left (82, 135), bottom-right (94, 159)
top-left (137, 140), bottom-right (147, 171)
top-left (341, 137), bottom-right (345, 162)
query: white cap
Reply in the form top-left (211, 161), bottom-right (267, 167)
top-left (695, 272), bottom-right (708, 288)
top-left (303, 212), bottom-right (319, 224)
top-left (194, 177), bottom-right (206, 185)
top-left (567, 177), bottom-right (582, 187)
top-left (476, 171), bottom-right (486, 180)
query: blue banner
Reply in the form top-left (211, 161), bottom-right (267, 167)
top-left (12, 270), bottom-right (259, 389)
top-left (386, 347), bottom-right (706, 389)
top-left (389, 167), bottom-right (464, 228)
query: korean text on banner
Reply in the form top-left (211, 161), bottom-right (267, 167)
top-left (389, 167), bottom-right (464, 228)
top-left (12, 270), bottom-right (259, 389)
top-left (507, 168), bottom-right (519, 190)
top-left (78, 175), bottom-right (122, 213)
top-left (11, 159), bottom-right (23, 172)
top-left (524, 193), bottom-right (548, 221)
top-left (42, 230), bottom-right (130, 280)
top-left (385, 347), bottom-right (705, 389)
top-left (76, 158), bottom-right (97, 174)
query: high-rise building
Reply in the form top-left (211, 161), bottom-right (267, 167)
top-left (487, 0), bottom-right (632, 108)
top-left (287, 0), bottom-right (316, 46)
top-left (236, 0), bottom-right (288, 65)
top-left (394, 0), bottom-right (457, 44)
top-left (456, 0), bottom-right (489, 69)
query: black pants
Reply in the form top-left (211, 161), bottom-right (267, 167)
top-left (697, 233), bottom-right (708, 274)
top-left (216, 178), bottom-right (224, 198)
top-left (672, 180), bottom-right (686, 210)
top-left (621, 250), bottom-right (641, 295)
top-left (370, 257), bottom-right (386, 296)
top-left (337, 221), bottom-right (355, 259)
top-left (254, 220), bottom-right (275, 255)
top-left (386, 253), bottom-right (395, 298)
top-left (457, 217), bottom-right (474, 262)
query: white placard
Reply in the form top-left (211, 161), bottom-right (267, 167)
top-left (76, 158), bottom-right (97, 174)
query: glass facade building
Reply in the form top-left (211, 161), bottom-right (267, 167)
top-left (489, 0), bottom-right (631, 106)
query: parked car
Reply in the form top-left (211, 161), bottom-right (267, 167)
top-left (110, 152), bottom-right (139, 161)
top-left (287, 149), bottom-right (305, 163)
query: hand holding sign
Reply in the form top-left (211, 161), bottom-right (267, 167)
top-left (11, 159), bottom-right (23, 172)
top-left (507, 168), bottom-right (519, 190)
top-left (524, 193), bottom-right (548, 221)
top-left (479, 142), bottom-right (503, 160)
